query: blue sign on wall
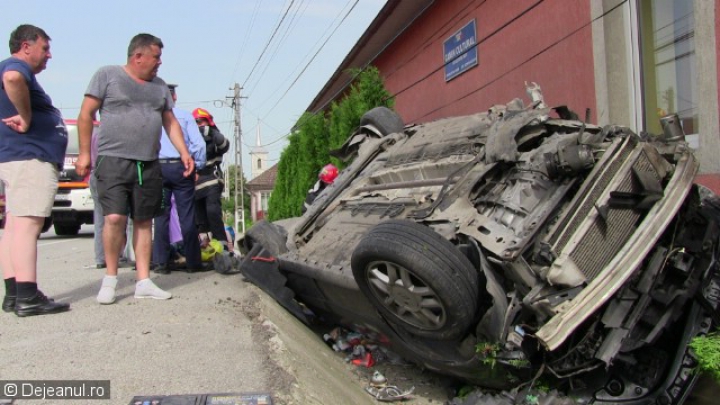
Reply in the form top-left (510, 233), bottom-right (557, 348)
top-left (444, 19), bottom-right (478, 82)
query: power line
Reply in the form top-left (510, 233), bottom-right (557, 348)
top-left (242, 0), bottom-right (360, 152)
top-left (254, 0), bottom-right (357, 112)
top-left (261, 0), bottom-right (360, 121)
top-left (295, 0), bottom-right (621, 135)
top-left (246, 0), bottom-right (632, 156)
top-left (246, 0), bottom-right (309, 98)
top-left (408, 0), bottom-right (629, 121)
top-left (229, 0), bottom-right (264, 81)
top-left (382, 0), bottom-right (488, 80)
top-left (388, 0), bottom-right (545, 103)
top-left (230, 0), bottom-right (368, 153)
top-left (308, 0), bottom-right (436, 115)
top-left (242, 0), bottom-right (296, 88)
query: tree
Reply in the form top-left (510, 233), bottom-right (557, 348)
top-left (268, 66), bottom-right (393, 221)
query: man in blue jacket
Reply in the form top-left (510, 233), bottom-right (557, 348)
top-left (152, 84), bottom-right (207, 273)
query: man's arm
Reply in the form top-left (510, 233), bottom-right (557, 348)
top-left (1, 70), bottom-right (31, 133)
top-left (211, 128), bottom-right (230, 155)
top-left (162, 109), bottom-right (195, 177)
top-left (75, 95), bottom-right (101, 177)
top-left (183, 114), bottom-right (206, 170)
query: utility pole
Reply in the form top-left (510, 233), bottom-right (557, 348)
top-left (229, 83), bottom-right (246, 235)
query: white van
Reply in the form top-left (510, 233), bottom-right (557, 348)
top-left (50, 119), bottom-right (97, 236)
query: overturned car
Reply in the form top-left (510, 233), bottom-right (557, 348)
top-left (238, 85), bottom-right (720, 404)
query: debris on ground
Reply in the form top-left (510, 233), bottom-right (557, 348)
top-left (365, 384), bottom-right (415, 402)
top-left (320, 326), bottom-right (418, 401)
top-left (447, 387), bottom-right (577, 405)
top-left (365, 369), bottom-right (415, 402)
top-left (371, 371), bottom-right (388, 387)
top-left (321, 326), bottom-right (409, 368)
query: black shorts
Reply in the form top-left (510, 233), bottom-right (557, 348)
top-left (94, 156), bottom-right (163, 221)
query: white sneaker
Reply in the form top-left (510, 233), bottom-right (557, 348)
top-left (97, 276), bottom-right (117, 305)
top-left (134, 279), bottom-right (172, 300)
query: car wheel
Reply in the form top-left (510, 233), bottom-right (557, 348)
top-left (54, 223), bottom-right (80, 236)
top-left (359, 107), bottom-right (404, 136)
top-left (242, 219), bottom-right (288, 256)
top-left (351, 219), bottom-right (479, 340)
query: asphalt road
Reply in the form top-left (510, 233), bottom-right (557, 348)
top-left (0, 226), bottom-right (274, 404)
top-left (0, 226), bottom-right (391, 405)
top-left (1, 225), bottom-right (718, 405)
top-left (0, 227), bottom-right (320, 404)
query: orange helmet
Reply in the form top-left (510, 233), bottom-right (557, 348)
top-left (192, 108), bottom-right (215, 126)
top-left (318, 164), bottom-right (338, 184)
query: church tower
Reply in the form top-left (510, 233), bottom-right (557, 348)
top-left (249, 121), bottom-right (268, 180)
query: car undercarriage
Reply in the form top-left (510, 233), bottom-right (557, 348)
top-left (237, 84), bottom-right (720, 404)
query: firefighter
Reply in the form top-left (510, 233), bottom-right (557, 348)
top-left (192, 108), bottom-right (230, 250)
top-left (302, 163), bottom-right (338, 214)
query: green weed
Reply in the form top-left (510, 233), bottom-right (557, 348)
top-left (690, 331), bottom-right (720, 382)
top-left (475, 342), bottom-right (500, 368)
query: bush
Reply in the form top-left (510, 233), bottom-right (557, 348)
top-left (268, 66), bottom-right (394, 220)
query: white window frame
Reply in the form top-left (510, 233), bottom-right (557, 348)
top-left (628, 0), bottom-right (699, 148)
top-left (627, 1), bottom-right (643, 133)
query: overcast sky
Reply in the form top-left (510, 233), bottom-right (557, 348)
top-left (0, 0), bottom-right (386, 175)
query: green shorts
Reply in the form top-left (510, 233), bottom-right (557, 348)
top-left (94, 156), bottom-right (163, 221)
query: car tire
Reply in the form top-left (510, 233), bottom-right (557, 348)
top-left (242, 219), bottom-right (288, 257)
top-left (359, 107), bottom-right (404, 136)
top-left (54, 223), bottom-right (80, 236)
top-left (351, 219), bottom-right (479, 340)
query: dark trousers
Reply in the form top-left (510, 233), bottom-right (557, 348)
top-left (195, 184), bottom-right (226, 244)
top-left (152, 162), bottom-right (202, 267)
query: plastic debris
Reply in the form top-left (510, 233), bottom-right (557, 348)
top-left (322, 333), bottom-right (335, 348)
top-left (346, 332), bottom-right (363, 345)
top-left (352, 344), bottom-right (366, 358)
top-left (331, 338), bottom-right (350, 352)
top-left (370, 371), bottom-right (387, 387)
top-left (364, 385), bottom-right (415, 402)
top-left (351, 352), bottom-right (375, 367)
top-left (322, 325), bottom-right (405, 368)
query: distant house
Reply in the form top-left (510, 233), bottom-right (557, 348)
top-left (246, 164), bottom-right (277, 222)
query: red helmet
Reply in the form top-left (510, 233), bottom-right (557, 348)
top-left (318, 164), bottom-right (338, 184)
top-left (192, 108), bottom-right (215, 126)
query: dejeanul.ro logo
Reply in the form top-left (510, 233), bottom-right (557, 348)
top-left (0, 380), bottom-right (110, 400)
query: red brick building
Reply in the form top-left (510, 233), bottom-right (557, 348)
top-left (308, 0), bottom-right (720, 191)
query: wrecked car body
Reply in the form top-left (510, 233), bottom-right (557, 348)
top-left (239, 84), bottom-right (720, 404)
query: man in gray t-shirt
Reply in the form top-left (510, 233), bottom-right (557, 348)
top-left (75, 33), bottom-right (195, 305)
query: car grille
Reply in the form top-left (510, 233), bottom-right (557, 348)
top-left (53, 189), bottom-right (72, 208)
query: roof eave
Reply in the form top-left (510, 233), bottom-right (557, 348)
top-left (304, 0), bottom-right (434, 115)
